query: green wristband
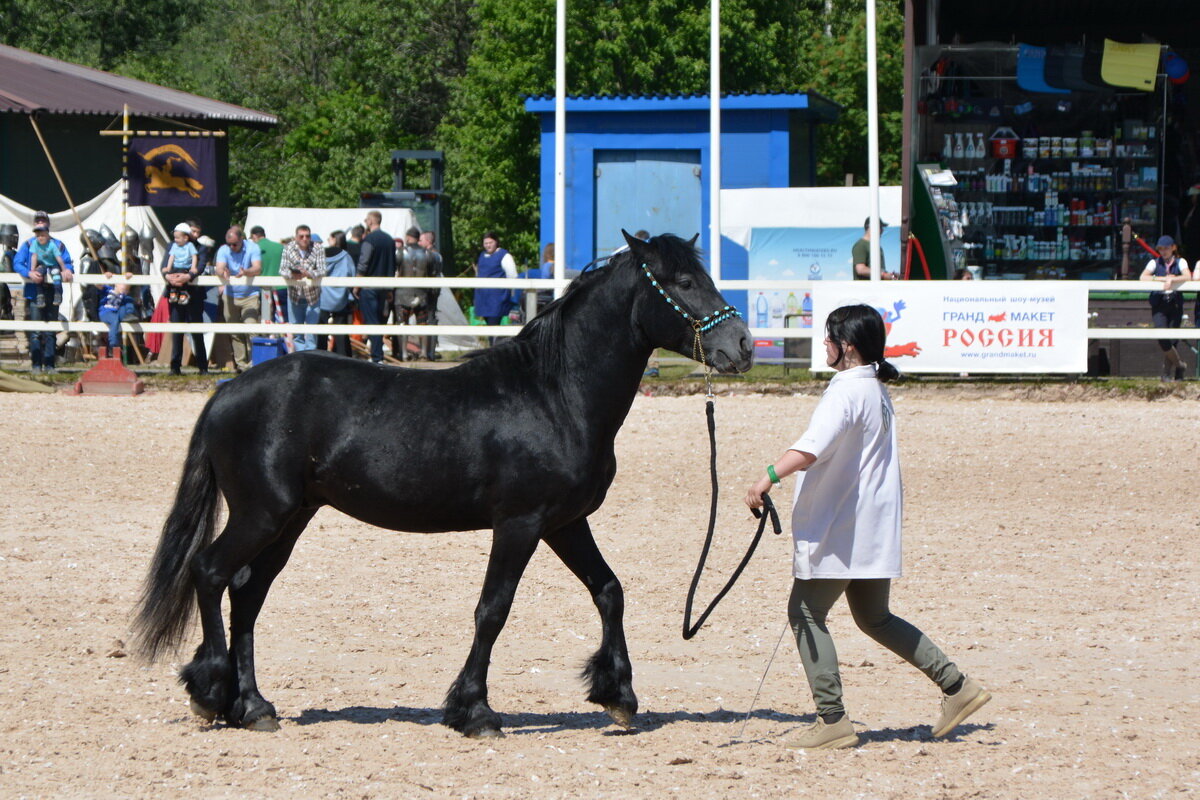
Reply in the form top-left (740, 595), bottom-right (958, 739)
top-left (767, 464), bottom-right (780, 485)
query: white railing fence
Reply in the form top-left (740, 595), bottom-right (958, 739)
top-left (0, 274), bottom-right (1196, 342)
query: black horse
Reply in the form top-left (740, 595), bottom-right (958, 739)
top-left (133, 231), bottom-right (753, 737)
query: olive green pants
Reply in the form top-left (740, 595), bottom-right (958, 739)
top-left (788, 578), bottom-right (962, 716)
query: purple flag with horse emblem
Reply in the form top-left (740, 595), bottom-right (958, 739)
top-left (127, 137), bottom-right (217, 206)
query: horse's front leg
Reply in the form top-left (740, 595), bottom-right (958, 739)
top-left (543, 518), bottom-right (638, 727)
top-left (444, 519), bottom-right (541, 738)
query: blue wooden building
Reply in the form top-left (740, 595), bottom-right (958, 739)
top-left (523, 92), bottom-right (840, 309)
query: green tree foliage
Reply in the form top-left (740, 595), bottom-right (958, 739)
top-left (791, 0), bottom-right (906, 187)
top-left (149, 0), bottom-right (473, 213)
top-left (3, 0), bottom-right (473, 217)
top-left (1, 0), bottom-right (197, 72)
top-left (3, 0), bottom-right (904, 270)
top-left (440, 0), bottom-right (903, 267)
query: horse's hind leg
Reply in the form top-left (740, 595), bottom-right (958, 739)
top-left (444, 519), bottom-right (541, 738)
top-left (225, 508), bottom-right (315, 731)
top-left (543, 518), bottom-right (638, 727)
top-left (180, 508), bottom-right (283, 723)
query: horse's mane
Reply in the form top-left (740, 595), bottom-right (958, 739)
top-left (475, 235), bottom-right (700, 381)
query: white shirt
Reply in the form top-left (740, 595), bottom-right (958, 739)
top-left (789, 365), bottom-right (902, 579)
top-left (499, 252), bottom-right (517, 279)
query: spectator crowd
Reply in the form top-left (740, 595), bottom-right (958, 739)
top-left (1, 210), bottom-right (505, 374)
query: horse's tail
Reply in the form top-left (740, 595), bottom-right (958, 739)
top-left (132, 419), bottom-right (220, 661)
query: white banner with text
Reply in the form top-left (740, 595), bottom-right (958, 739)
top-left (811, 282), bottom-right (1089, 373)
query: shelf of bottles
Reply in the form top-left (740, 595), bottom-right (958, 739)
top-left (752, 290), bottom-right (811, 329)
top-left (929, 121), bottom-right (1159, 277)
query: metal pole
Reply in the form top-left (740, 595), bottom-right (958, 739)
top-left (553, 0), bottom-right (567, 298)
top-left (120, 104), bottom-right (129, 275)
top-left (866, 0), bottom-right (882, 280)
top-left (709, 0), bottom-right (722, 281)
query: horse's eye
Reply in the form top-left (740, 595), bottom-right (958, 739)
top-left (677, 276), bottom-right (693, 290)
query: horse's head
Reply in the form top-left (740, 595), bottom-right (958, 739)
top-left (624, 230), bottom-right (753, 374)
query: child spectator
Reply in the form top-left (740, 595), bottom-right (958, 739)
top-left (98, 283), bottom-right (138, 358)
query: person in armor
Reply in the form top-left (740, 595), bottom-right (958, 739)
top-left (0, 223), bottom-right (17, 320)
top-left (394, 226), bottom-right (437, 360)
top-left (79, 228), bottom-right (110, 339)
top-left (419, 230), bottom-right (443, 359)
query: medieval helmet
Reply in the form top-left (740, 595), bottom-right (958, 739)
top-left (138, 224), bottom-right (155, 259)
top-left (81, 229), bottom-right (106, 253)
top-left (98, 224), bottom-right (120, 250)
top-left (122, 225), bottom-right (140, 255)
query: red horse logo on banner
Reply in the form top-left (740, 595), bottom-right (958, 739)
top-left (875, 299), bottom-right (923, 358)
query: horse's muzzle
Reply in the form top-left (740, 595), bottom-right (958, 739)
top-left (708, 329), bottom-right (755, 374)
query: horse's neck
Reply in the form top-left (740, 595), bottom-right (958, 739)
top-left (554, 290), bottom-right (652, 438)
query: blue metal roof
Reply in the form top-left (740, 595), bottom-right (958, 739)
top-left (524, 91), bottom-right (840, 119)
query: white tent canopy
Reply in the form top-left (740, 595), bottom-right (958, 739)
top-left (0, 179), bottom-right (170, 270)
top-left (245, 206), bottom-right (416, 244)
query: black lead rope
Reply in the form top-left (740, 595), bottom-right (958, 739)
top-left (682, 399), bottom-right (782, 640)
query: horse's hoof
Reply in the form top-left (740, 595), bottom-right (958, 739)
top-left (605, 705), bottom-right (635, 729)
top-left (189, 698), bottom-right (217, 722)
top-left (245, 716), bottom-right (281, 732)
top-left (465, 727), bottom-right (505, 740)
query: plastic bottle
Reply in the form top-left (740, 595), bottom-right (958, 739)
top-left (943, 134), bottom-right (953, 161)
top-left (954, 133), bottom-right (965, 159)
top-left (755, 293), bottom-right (768, 327)
top-left (785, 292), bottom-right (799, 316)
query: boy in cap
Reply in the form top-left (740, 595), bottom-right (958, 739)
top-left (12, 211), bottom-right (74, 372)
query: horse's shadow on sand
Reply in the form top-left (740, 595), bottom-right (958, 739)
top-left (291, 705), bottom-right (806, 735)
top-left (290, 705), bottom-right (995, 743)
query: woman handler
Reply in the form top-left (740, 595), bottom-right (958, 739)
top-left (744, 304), bottom-right (990, 750)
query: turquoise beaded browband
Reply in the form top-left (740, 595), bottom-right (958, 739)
top-left (641, 264), bottom-right (743, 333)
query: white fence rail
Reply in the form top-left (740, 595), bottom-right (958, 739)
top-left (0, 274), bottom-right (1197, 341)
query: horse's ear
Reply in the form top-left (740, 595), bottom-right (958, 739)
top-left (624, 230), bottom-right (652, 261)
top-left (687, 233), bottom-right (699, 248)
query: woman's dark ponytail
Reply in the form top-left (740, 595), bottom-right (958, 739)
top-left (826, 303), bottom-right (899, 381)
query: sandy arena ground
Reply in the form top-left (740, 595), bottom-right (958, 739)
top-left (1, 386), bottom-right (1197, 799)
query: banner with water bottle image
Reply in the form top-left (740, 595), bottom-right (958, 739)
top-left (748, 226), bottom-right (900, 360)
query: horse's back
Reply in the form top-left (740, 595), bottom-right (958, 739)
top-left (199, 351), bottom-right (588, 532)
